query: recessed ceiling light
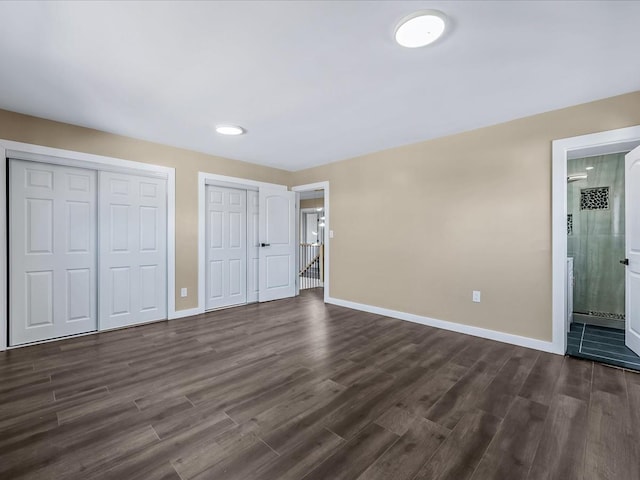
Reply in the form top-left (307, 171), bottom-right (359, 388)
top-left (586, 166), bottom-right (594, 170)
top-left (215, 124), bottom-right (245, 136)
top-left (395, 10), bottom-right (447, 48)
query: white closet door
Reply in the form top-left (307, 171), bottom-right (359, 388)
top-left (99, 172), bottom-right (167, 329)
top-left (247, 190), bottom-right (260, 303)
top-left (206, 186), bottom-right (247, 310)
top-left (10, 160), bottom-right (97, 345)
top-left (258, 187), bottom-right (296, 302)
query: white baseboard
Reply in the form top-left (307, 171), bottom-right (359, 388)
top-left (169, 307), bottom-right (204, 320)
top-left (326, 296), bottom-right (562, 355)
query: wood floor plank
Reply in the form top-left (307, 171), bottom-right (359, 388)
top-left (326, 365), bottom-right (433, 440)
top-left (412, 408), bottom-right (501, 480)
top-left (592, 362), bottom-right (626, 395)
top-left (302, 422), bottom-right (399, 480)
top-left (1, 290), bottom-right (637, 479)
top-left (476, 346), bottom-right (539, 418)
top-left (518, 352), bottom-right (565, 405)
top-left (262, 369), bottom-right (395, 453)
top-left (244, 379), bottom-right (346, 438)
top-left (527, 394), bottom-right (588, 480)
top-left (172, 424), bottom-right (277, 480)
top-left (425, 360), bottom-right (499, 429)
top-left (626, 370), bottom-right (640, 480)
top-left (553, 356), bottom-right (593, 402)
top-left (374, 405), bottom-right (418, 436)
top-left (470, 396), bottom-right (548, 480)
top-left (89, 411), bottom-right (237, 479)
top-left (357, 416), bottom-right (448, 480)
top-left (585, 366), bottom-right (638, 480)
top-left (395, 361), bottom-right (468, 420)
top-left (246, 427), bottom-right (344, 480)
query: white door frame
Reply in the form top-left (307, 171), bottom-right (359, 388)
top-left (292, 181), bottom-right (330, 303)
top-left (551, 125), bottom-right (640, 355)
top-left (197, 172), bottom-right (287, 314)
top-left (0, 139), bottom-right (177, 351)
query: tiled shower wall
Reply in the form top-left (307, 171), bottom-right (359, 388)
top-left (567, 153), bottom-right (626, 319)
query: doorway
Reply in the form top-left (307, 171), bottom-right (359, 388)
top-left (292, 182), bottom-right (330, 302)
top-left (552, 125), bottom-right (640, 369)
top-left (564, 152), bottom-right (640, 370)
top-left (299, 190), bottom-right (325, 290)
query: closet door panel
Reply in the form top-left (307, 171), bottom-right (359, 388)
top-left (10, 160), bottom-right (97, 346)
top-left (205, 185), bottom-right (247, 310)
top-left (99, 172), bottom-right (167, 329)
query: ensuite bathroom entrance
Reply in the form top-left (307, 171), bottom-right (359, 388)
top-left (566, 148), bottom-right (640, 370)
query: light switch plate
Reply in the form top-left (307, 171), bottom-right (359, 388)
top-left (329, 230), bottom-right (334, 238)
top-left (472, 290), bottom-right (481, 303)
top-left (181, 288), bottom-right (188, 298)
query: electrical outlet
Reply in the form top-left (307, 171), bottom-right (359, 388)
top-left (472, 290), bottom-right (481, 303)
top-left (181, 288), bottom-right (188, 298)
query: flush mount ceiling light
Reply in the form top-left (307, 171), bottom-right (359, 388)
top-left (215, 124), bottom-right (245, 136)
top-left (586, 166), bottom-right (594, 170)
top-left (394, 10), bottom-right (447, 48)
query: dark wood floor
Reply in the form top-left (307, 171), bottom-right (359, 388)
top-left (1, 289), bottom-right (639, 480)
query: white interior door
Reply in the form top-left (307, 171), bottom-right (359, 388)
top-left (99, 172), bottom-right (167, 329)
top-left (205, 186), bottom-right (247, 310)
top-left (247, 190), bottom-right (260, 303)
top-left (258, 187), bottom-right (296, 302)
top-left (625, 145), bottom-right (640, 355)
top-left (9, 160), bottom-right (97, 345)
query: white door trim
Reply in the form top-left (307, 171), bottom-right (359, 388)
top-left (197, 171), bottom-right (287, 314)
top-left (0, 139), bottom-right (177, 351)
top-left (551, 125), bottom-right (640, 355)
top-left (292, 181), bottom-right (330, 303)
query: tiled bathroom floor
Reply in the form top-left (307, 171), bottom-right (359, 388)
top-left (567, 322), bottom-right (640, 371)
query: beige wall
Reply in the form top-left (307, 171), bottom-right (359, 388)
top-left (290, 91), bottom-right (640, 342)
top-left (0, 109), bottom-right (289, 311)
top-left (4, 91), bottom-right (640, 339)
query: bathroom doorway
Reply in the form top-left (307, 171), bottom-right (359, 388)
top-left (553, 127), bottom-right (640, 368)
top-left (565, 152), bottom-right (640, 370)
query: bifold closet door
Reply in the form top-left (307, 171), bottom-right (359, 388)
top-left (258, 187), bottom-right (296, 302)
top-left (205, 186), bottom-right (247, 310)
top-left (99, 172), bottom-right (167, 329)
top-left (9, 160), bottom-right (98, 346)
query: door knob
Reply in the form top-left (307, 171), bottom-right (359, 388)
top-left (260, 243), bottom-right (270, 247)
top-left (620, 258), bottom-right (629, 266)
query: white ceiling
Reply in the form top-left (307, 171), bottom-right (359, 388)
top-left (0, 1), bottom-right (639, 171)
